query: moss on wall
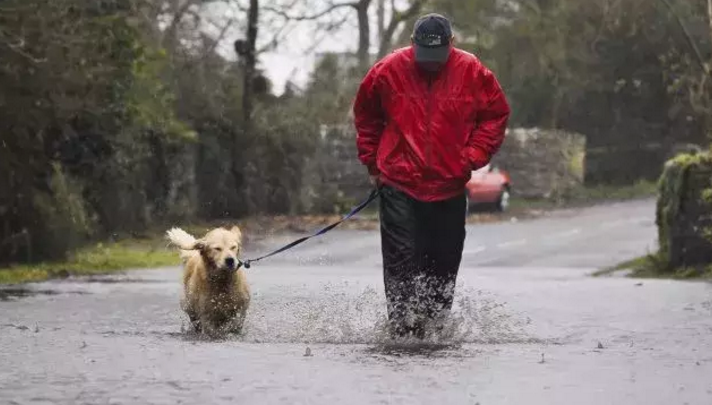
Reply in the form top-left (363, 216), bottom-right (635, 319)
top-left (655, 151), bottom-right (712, 270)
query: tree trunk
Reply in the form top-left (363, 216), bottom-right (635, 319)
top-left (242, 0), bottom-right (259, 128)
top-left (377, 0), bottom-right (385, 44)
top-left (355, 0), bottom-right (372, 70)
top-left (231, 0), bottom-right (259, 213)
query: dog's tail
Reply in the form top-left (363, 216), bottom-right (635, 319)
top-left (166, 227), bottom-right (198, 250)
top-left (166, 227), bottom-right (200, 262)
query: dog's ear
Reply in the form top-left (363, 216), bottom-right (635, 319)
top-left (229, 226), bottom-right (242, 242)
top-left (193, 239), bottom-right (206, 250)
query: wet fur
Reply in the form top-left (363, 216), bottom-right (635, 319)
top-left (166, 226), bottom-right (250, 337)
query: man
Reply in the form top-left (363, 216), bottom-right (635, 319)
top-left (352, 13), bottom-right (510, 339)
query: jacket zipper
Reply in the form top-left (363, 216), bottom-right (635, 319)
top-left (425, 76), bottom-right (433, 180)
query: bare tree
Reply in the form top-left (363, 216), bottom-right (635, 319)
top-left (243, 0), bottom-right (259, 125)
top-left (377, 0), bottom-right (386, 43)
top-left (231, 0), bottom-right (259, 195)
top-left (376, 0), bottom-right (427, 59)
top-left (258, 0), bottom-right (373, 67)
top-left (260, 0), bottom-right (429, 70)
top-left (354, 0), bottom-right (372, 68)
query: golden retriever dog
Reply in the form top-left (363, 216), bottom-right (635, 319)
top-left (166, 225), bottom-right (250, 337)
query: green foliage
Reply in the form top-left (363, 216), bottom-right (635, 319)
top-left (247, 101), bottom-right (322, 214)
top-left (304, 53), bottom-right (362, 125)
top-left (32, 163), bottom-right (95, 259)
top-left (0, 0), bottom-right (192, 265)
top-left (127, 47), bottom-right (196, 142)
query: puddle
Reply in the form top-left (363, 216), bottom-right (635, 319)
top-left (0, 288), bottom-right (90, 301)
top-left (87, 281), bottom-right (553, 352)
top-left (99, 330), bottom-right (188, 340)
top-left (76, 277), bottom-right (171, 284)
top-left (365, 341), bottom-right (465, 358)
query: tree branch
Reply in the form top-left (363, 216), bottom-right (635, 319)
top-left (203, 18), bottom-right (236, 57)
top-left (303, 14), bottom-right (350, 54)
top-left (377, 0), bottom-right (426, 59)
top-left (256, 23), bottom-right (292, 54)
top-left (262, 1), bottom-right (358, 21)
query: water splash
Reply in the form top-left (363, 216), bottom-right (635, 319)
top-left (221, 281), bottom-right (537, 346)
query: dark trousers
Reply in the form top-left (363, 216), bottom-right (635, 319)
top-left (378, 184), bottom-right (467, 337)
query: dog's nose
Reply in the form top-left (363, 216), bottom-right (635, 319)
top-left (225, 257), bottom-right (235, 269)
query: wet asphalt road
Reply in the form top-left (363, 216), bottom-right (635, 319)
top-left (2, 198), bottom-right (712, 405)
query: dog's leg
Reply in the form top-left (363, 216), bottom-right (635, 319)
top-left (229, 312), bottom-right (247, 336)
top-left (238, 308), bottom-right (249, 334)
top-left (189, 314), bottom-right (202, 333)
top-left (180, 294), bottom-right (201, 333)
top-left (199, 315), bottom-right (221, 339)
top-left (182, 308), bottom-right (201, 333)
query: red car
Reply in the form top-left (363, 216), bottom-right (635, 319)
top-left (465, 164), bottom-right (511, 212)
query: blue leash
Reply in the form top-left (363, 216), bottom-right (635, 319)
top-left (237, 187), bottom-right (381, 269)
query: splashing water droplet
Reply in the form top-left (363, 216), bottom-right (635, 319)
top-left (235, 281), bottom-right (536, 346)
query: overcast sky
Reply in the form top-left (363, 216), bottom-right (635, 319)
top-left (198, 1), bottom-right (407, 95)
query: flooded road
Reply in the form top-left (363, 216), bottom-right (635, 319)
top-left (2, 198), bottom-right (712, 404)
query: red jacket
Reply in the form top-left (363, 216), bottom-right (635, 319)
top-left (353, 46), bottom-right (510, 202)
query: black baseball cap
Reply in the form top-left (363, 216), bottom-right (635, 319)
top-left (412, 13), bottom-right (453, 63)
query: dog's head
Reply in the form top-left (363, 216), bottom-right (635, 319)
top-left (193, 226), bottom-right (243, 272)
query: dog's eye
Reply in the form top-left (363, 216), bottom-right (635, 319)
top-left (214, 247), bottom-right (222, 252)
top-left (230, 245), bottom-right (237, 250)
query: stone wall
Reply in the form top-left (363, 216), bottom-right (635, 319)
top-left (491, 128), bottom-right (586, 199)
top-left (320, 125), bottom-right (372, 202)
top-left (299, 124), bottom-right (372, 214)
top-left (307, 126), bottom-right (586, 208)
top-left (656, 152), bottom-right (712, 269)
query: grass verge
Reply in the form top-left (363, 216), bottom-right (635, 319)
top-left (0, 241), bottom-right (178, 285)
top-left (594, 253), bottom-right (712, 280)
